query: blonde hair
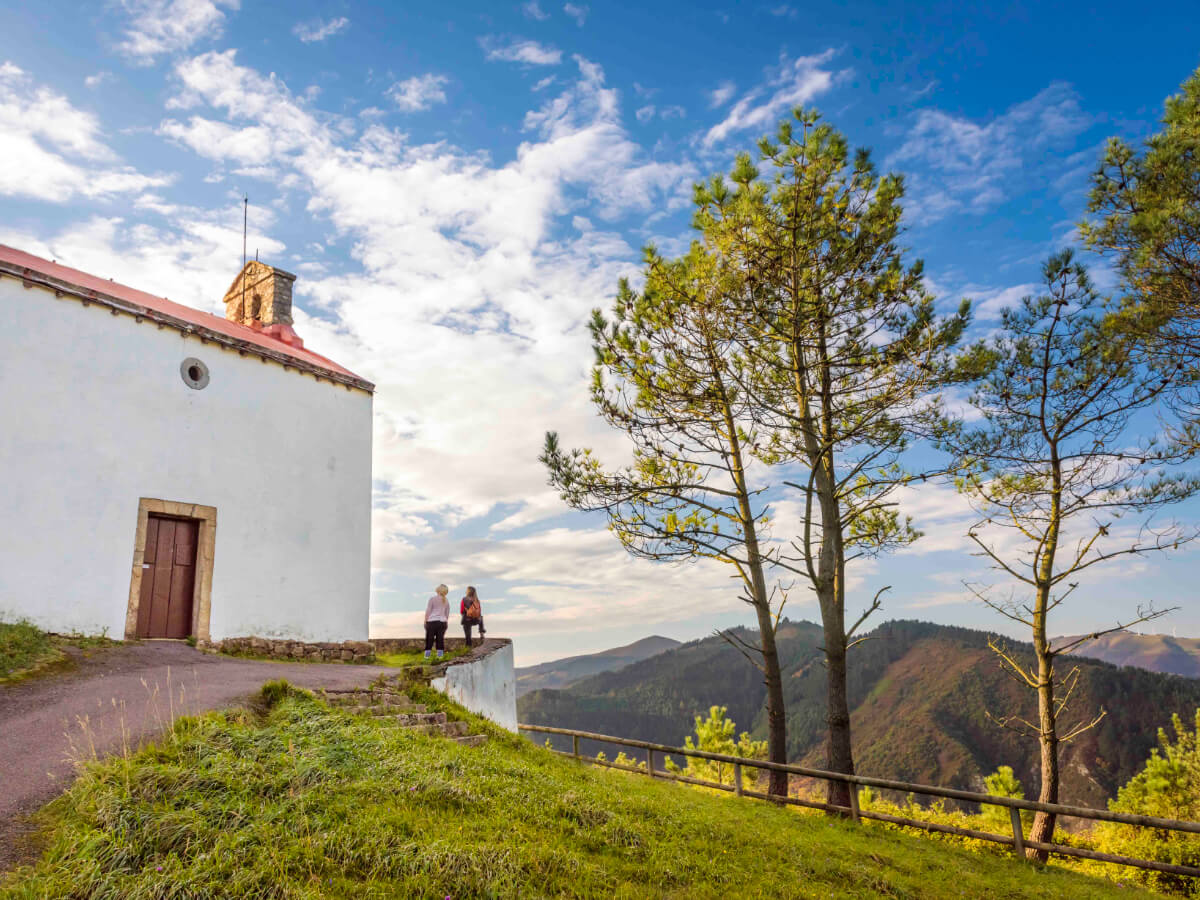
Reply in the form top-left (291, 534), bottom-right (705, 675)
top-left (435, 584), bottom-right (449, 596)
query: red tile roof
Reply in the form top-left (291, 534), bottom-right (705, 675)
top-left (0, 244), bottom-right (373, 392)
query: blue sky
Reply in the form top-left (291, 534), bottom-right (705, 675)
top-left (3, 0), bottom-right (1199, 663)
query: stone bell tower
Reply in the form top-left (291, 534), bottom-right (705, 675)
top-left (222, 260), bottom-right (296, 328)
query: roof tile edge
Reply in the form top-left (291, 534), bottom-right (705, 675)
top-left (0, 259), bottom-right (375, 394)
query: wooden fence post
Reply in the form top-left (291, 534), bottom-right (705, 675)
top-left (847, 782), bottom-right (861, 823)
top-left (572, 735), bottom-right (580, 759)
top-left (648, 749), bottom-right (656, 777)
top-left (733, 763), bottom-right (744, 797)
top-left (1009, 807), bottom-right (1025, 858)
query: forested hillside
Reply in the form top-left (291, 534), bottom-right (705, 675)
top-left (518, 619), bottom-right (1200, 807)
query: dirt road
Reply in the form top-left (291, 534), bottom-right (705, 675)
top-left (0, 642), bottom-right (395, 871)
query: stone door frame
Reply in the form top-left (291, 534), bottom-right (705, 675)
top-left (125, 498), bottom-right (216, 641)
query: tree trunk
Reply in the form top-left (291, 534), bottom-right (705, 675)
top-left (752, 596), bottom-right (790, 798)
top-left (821, 601), bottom-right (854, 812)
top-left (1027, 625), bottom-right (1059, 861)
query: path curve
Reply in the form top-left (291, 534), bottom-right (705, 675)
top-left (0, 643), bottom-right (397, 870)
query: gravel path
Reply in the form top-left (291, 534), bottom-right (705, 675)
top-left (0, 642), bottom-right (397, 871)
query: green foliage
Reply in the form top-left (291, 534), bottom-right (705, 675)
top-left (666, 706), bottom-right (766, 792)
top-left (1088, 709), bottom-right (1200, 896)
top-left (0, 620), bottom-right (57, 680)
top-left (980, 766), bottom-right (1031, 833)
top-left (1083, 67), bottom-right (1200, 394)
top-left (0, 687), bottom-right (1147, 899)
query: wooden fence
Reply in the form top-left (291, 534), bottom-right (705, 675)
top-left (518, 722), bottom-right (1200, 880)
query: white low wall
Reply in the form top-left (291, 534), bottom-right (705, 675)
top-left (431, 641), bottom-right (517, 732)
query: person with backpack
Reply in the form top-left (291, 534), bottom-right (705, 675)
top-left (460, 586), bottom-right (486, 647)
top-left (424, 583), bottom-right (450, 660)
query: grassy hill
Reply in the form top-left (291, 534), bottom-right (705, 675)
top-left (1053, 632), bottom-right (1200, 679)
top-left (0, 681), bottom-right (1153, 899)
top-left (516, 636), bottom-right (681, 697)
top-left (518, 620), bottom-right (1200, 808)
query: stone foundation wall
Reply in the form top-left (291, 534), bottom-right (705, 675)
top-left (373, 637), bottom-right (475, 654)
top-left (198, 636), bottom-right (375, 663)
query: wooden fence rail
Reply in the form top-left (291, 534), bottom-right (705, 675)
top-left (518, 722), bottom-right (1200, 880)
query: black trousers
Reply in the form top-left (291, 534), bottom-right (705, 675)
top-left (463, 616), bottom-right (484, 644)
top-left (424, 620), bottom-right (447, 652)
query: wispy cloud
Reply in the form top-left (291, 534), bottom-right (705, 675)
top-left (84, 71), bottom-right (113, 89)
top-left (703, 50), bottom-right (841, 146)
top-left (563, 2), bottom-right (588, 25)
top-left (386, 74), bottom-right (449, 112)
top-left (888, 82), bottom-right (1093, 224)
top-left (480, 36), bottom-right (563, 65)
top-left (522, 0), bottom-right (549, 20)
top-left (293, 16), bottom-right (350, 43)
top-left (708, 80), bottom-right (736, 108)
top-left (114, 0), bottom-right (238, 65)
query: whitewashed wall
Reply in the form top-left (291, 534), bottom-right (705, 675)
top-left (431, 642), bottom-right (519, 732)
top-left (0, 279), bottom-right (372, 641)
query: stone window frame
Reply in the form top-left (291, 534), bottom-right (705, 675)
top-left (124, 498), bottom-right (217, 641)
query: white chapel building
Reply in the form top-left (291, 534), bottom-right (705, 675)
top-left (0, 245), bottom-right (373, 643)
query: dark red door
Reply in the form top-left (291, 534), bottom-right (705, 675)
top-left (136, 516), bottom-right (198, 639)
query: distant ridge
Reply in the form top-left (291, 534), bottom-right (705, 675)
top-left (519, 619), bottom-right (1200, 808)
top-left (1053, 631), bottom-right (1200, 678)
top-left (516, 635), bottom-right (681, 696)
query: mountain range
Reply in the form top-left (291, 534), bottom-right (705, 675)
top-left (1053, 631), bottom-right (1200, 678)
top-left (518, 619), bottom-right (1200, 808)
top-left (515, 635), bottom-right (680, 697)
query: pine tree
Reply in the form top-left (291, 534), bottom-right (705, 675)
top-left (1083, 66), bottom-right (1200, 450)
top-left (541, 244), bottom-right (792, 796)
top-left (693, 109), bottom-right (969, 811)
top-left (939, 250), bottom-right (1199, 859)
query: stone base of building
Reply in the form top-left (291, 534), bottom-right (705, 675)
top-left (198, 636), bottom-right (375, 663)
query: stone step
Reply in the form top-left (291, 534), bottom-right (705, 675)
top-left (393, 712), bottom-right (447, 727)
top-left (326, 693), bottom-right (412, 708)
top-left (453, 735), bottom-right (487, 748)
top-left (354, 703), bottom-right (426, 716)
top-left (403, 720), bottom-right (467, 737)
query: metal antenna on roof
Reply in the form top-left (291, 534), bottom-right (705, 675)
top-left (241, 195), bottom-right (248, 322)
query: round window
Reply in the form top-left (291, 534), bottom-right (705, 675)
top-left (180, 357), bottom-right (210, 390)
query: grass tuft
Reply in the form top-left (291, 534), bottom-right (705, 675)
top-left (0, 687), bottom-right (1158, 899)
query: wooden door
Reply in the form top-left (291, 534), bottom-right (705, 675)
top-left (136, 516), bottom-right (198, 639)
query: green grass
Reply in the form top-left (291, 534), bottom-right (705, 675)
top-left (0, 683), bottom-right (1157, 899)
top-left (376, 647), bottom-right (471, 668)
top-left (0, 620), bottom-right (57, 681)
top-left (0, 620), bottom-right (121, 683)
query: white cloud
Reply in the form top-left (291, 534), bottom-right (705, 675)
top-left (0, 63), bottom-right (171, 202)
top-left (386, 74), bottom-right (449, 112)
top-left (635, 104), bottom-right (655, 123)
top-left (522, 1), bottom-right (549, 20)
top-left (563, 2), bottom-right (588, 25)
top-left (85, 71), bottom-right (114, 89)
top-left (293, 17), bottom-right (350, 43)
top-left (660, 104), bottom-right (685, 119)
top-left (964, 282), bottom-right (1039, 320)
top-left (142, 50), bottom-right (702, 638)
top-left (480, 37), bottom-right (563, 65)
top-left (703, 50), bottom-right (841, 146)
top-left (114, 0), bottom-right (238, 65)
top-left (708, 80), bottom-right (736, 108)
top-left (889, 83), bottom-right (1092, 223)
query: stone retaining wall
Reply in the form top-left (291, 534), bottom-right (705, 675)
top-left (372, 637), bottom-right (476, 654)
top-left (198, 636), bottom-right (375, 663)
